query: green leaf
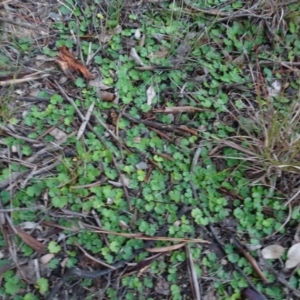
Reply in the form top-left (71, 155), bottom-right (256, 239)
top-left (24, 293), bottom-right (39, 300)
top-left (103, 77), bottom-right (114, 85)
top-left (21, 145), bottom-right (32, 156)
top-left (75, 77), bottom-right (86, 87)
top-left (228, 253), bottom-right (240, 263)
top-left (48, 258), bottom-right (60, 269)
top-left (137, 170), bottom-right (146, 181)
top-left (110, 241), bottom-right (120, 253)
top-left (50, 94), bottom-right (63, 104)
top-left (52, 196), bottom-right (68, 208)
top-left (59, 4), bottom-right (72, 15)
top-left (4, 276), bottom-right (22, 295)
top-left (289, 22), bottom-right (296, 34)
top-left (48, 241), bottom-right (61, 254)
top-left (35, 278), bottom-right (49, 294)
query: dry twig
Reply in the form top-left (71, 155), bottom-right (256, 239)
top-left (232, 236), bottom-right (269, 284)
top-left (75, 242), bottom-right (115, 269)
top-left (122, 112), bottom-right (196, 136)
top-left (0, 73), bottom-right (51, 86)
top-left (186, 244), bottom-right (201, 300)
top-left (0, 16), bottom-right (43, 31)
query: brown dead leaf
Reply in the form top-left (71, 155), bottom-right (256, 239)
top-left (55, 59), bottom-right (75, 79)
top-left (17, 260), bottom-right (38, 284)
top-left (155, 278), bottom-right (170, 296)
top-left (18, 259), bottom-right (50, 284)
top-left (109, 109), bottom-right (119, 125)
top-left (100, 91), bottom-right (116, 102)
top-left (16, 228), bottom-right (46, 254)
top-left (242, 288), bottom-right (266, 300)
top-left (56, 46), bottom-right (94, 80)
top-left (98, 32), bottom-right (113, 43)
top-left (178, 125), bottom-right (198, 135)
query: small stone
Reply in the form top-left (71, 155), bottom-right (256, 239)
top-left (135, 162), bottom-right (148, 170)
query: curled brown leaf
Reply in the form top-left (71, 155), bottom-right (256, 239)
top-left (242, 288), bottom-right (266, 300)
top-left (100, 91), bottom-right (116, 102)
top-left (56, 46), bottom-right (94, 80)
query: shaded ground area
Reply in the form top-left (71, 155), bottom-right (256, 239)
top-left (1, 0), bottom-right (300, 299)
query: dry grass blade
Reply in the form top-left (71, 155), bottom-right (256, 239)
top-left (122, 112), bottom-right (197, 136)
top-left (92, 228), bottom-right (209, 243)
top-left (75, 242), bottom-right (116, 269)
top-left (41, 221), bottom-right (80, 232)
top-left (152, 106), bottom-right (206, 113)
top-left (146, 242), bottom-right (186, 253)
top-left (76, 102), bottom-right (95, 140)
top-left (214, 138), bottom-right (257, 157)
top-left (186, 244), bottom-right (201, 300)
top-left (26, 132), bottom-right (76, 164)
top-left (213, 94), bottom-right (300, 212)
top-left (0, 0), bottom-right (13, 6)
top-left (125, 253), bottom-right (163, 275)
top-left (0, 16), bottom-right (43, 31)
top-left (242, 288), bottom-right (266, 300)
top-left (232, 236), bottom-right (269, 284)
top-left (0, 124), bottom-right (43, 144)
top-left (0, 170), bottom-right (29, 190)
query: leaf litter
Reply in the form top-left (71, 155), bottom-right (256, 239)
top-left (0, 0), bottom-right (300, 299)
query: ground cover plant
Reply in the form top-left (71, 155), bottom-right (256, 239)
top-left (0, 0), bottom-right (300, 299)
